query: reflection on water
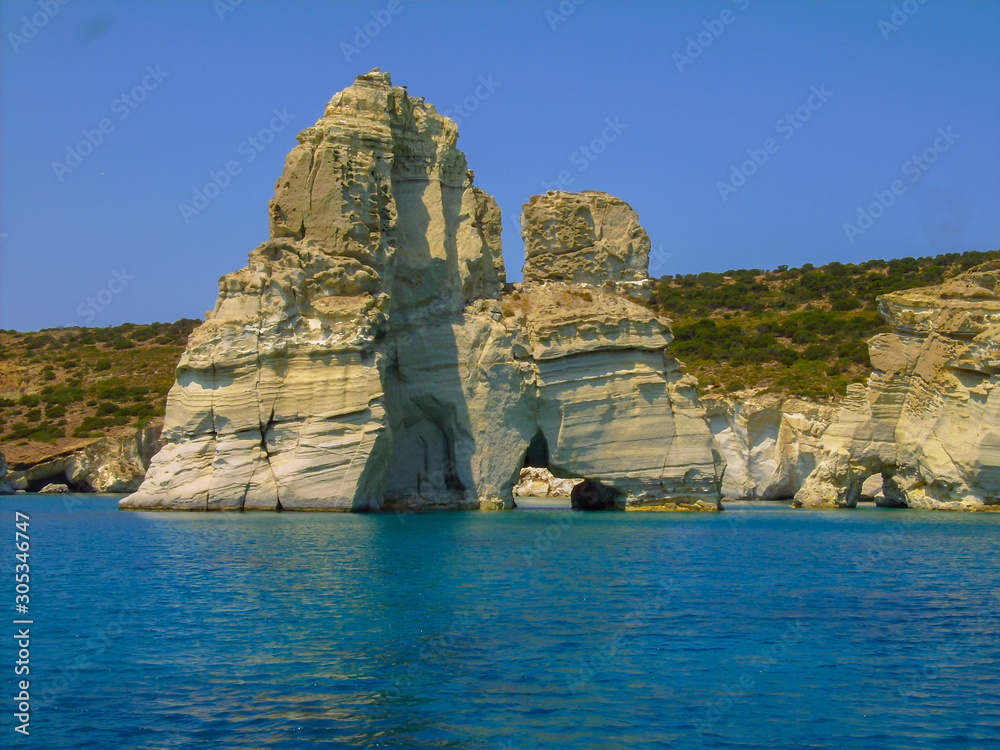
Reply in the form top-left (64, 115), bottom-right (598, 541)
top-left (2, 495), bottom-right (999, 748)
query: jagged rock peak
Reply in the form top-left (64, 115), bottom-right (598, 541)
top-left (520, 190), bottom-right (654, 302)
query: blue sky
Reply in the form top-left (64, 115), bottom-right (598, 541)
top-left (1, 0), bottom-right (998, 331)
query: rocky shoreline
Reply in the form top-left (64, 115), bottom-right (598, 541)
top-left (0, 423), bottom-right (160, 495)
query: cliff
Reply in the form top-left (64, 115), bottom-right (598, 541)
top-left (122, 70), bottom-right (723, 512)
top-left (5, 423), bottom-right (161, 493)
top-left (705, 395), bottom-right (835, 501)
top-left (795, 262), bottom-right (1000, 510)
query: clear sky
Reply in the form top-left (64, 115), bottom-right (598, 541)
top-left (1, 0), bottom-right (998, 331)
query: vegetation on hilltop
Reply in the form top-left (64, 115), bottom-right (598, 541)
top-left (650, 250), bottom-right (1000, 400)
top-left (0, 320), bottom-right (199, 465)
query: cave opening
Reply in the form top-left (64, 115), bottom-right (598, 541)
top-left (513, 429), bottom-right (618, 510)
top-left (523, 429), bottom-right (550, 469)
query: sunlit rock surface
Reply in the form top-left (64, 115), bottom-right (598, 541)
top-left (705, 395), bottom-right (835, 501)
top-left (795, 263), bottom-right (1000, 511)
top-left (123, 70), bottom-right (723, 512)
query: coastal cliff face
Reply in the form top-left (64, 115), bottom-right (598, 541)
top-left (795, 263), bottom-right (1000, 510)
top-left (705, 396), bottom-right (834, 501)
top-left (5, 424), bottom-right (161, 493)
top-left (123, 70), bottom-right (723, 512)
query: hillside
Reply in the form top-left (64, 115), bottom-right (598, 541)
top-left (650, 250), bottom-right (1000, 400)
top-left (0, 320), bottom-right (199, 466)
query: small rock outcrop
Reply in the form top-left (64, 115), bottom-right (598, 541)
top-left (513, 467), bottom-right (580, 497)
top-left (795, 263), bottom-right (1000, 510)
top-left (123, 70), bottom-right (723, 512)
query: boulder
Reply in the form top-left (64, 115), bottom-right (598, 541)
top-left (570, 478), bottom-right (621, 510)
top-left (39, 483), bottom-right (69, 494)
top-left (513, 467), bottom-right (580, 497)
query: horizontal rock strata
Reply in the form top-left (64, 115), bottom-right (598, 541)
top-left (795, 263), bottom-right (1000, 511)
top-left (123, 70), bottom-right (723, 512)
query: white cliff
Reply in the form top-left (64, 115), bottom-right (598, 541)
top-left (705, 395), bottom-right (835, 501)
top-left (795, 262), bottom-right (1000, 511)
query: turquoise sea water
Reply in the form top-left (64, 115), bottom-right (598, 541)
top-left (2, 495), bottom-right (999, 749)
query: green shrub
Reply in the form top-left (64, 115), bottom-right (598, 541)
top-left (45, 404), bottom-right (67, 419)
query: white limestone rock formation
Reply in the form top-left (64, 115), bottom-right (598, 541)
top-left (705, 395), bottom-right (834, 501)
top-left (123, 71), bottom-right (723, 512)
top-left (6, 424), bottom-right (161, 493)
top-left (0, 451), bottom-right (13, 495)
top-left (795, 262), bottom-right (1000, 511)
top-left (513, 467), bottom-right (580, 497)
top-left (521, 191), bottom-right (654, 302)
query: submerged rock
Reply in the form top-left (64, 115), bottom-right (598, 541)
top-left (795, 262), bottom-right (1000, 511)
top-left (123, 70), bottom-right (723, 512)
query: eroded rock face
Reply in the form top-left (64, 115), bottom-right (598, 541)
top-left (521, 191), bottom-right (653, 302)
top-left (706, 395), bottom-right (834, 501)
top-left (6, 424), bottom-right (161, 493)
top-left (513, 467), bottom-right (580, 497)
top-left (0, 452), bottom-right (13, 495)
top-left (795, 262), bottom-right (1000, 511)
top-left (123, 70), bottom-right (723, 512)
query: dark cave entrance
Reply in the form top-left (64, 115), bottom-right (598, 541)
top-left (515, 429), bottom-right (619, 511)
top-left (522, 429), bottom-right (550, 470)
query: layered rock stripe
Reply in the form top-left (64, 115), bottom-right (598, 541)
top-left (123, 70), bottom-right (723, 512)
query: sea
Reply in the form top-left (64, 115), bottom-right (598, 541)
top-left (2, 494), bottom-right (999, 749)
